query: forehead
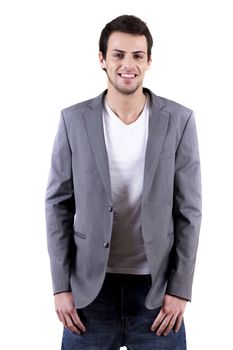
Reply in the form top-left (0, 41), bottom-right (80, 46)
top-left (107, 32), bottom-right (147, 52)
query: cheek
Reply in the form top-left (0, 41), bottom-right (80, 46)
top-left (107, 64), bottom-right (118, 73)
top-left (140, 66), bottom-right (149, 74)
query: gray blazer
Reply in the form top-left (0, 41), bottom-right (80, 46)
top-left (45, 88), bottom-right (202, 310)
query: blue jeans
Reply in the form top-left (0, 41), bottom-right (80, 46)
top-left (62, 273), bottom-right (187, 349)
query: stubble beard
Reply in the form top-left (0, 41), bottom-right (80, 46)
top-left (106, 71), bottom-right (142, 96)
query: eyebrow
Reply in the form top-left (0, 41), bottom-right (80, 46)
top-left (111, 49), bottom-right (146, 54)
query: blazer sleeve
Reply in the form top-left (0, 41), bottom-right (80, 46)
top-left (166, 111), bottom-right (202, 301)
top-left (45, 111), bottom-right (75, 294)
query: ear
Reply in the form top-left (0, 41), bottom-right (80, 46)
top-left (146, 56), bottom-right (152, 71)
top-left (99, 52), bottom-right (106, 70)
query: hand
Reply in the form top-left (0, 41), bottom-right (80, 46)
top-left (54, 292), bottom-right (86, 334)
top-left (151, 294), bottom-right (187, 336)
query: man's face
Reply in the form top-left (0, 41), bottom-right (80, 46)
top-left (99, 32), bottom-right (151, 95)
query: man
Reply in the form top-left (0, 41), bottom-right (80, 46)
top-left (46, 15), bottom-right (202, 349)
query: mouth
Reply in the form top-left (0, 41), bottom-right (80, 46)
top-left (117, 73), bottom-right (138, 79)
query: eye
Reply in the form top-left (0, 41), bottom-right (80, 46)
top-left (113, 53), bottom-right (124, 59)
top-left (133, 54), bottom-right (144, 60)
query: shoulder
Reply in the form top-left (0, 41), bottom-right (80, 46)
top-left (58, 91), bottom-right (106, 134)
top-left (146, 88), bottom-right (194, 123)
top-left (61, 93), bottom-right (102, 120)
top-left (157, 96), bottom-right (193, 115)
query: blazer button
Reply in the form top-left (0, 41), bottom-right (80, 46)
top-left (108, 206), bottom-right (113, 212)
top-left (104, 242), bottom-right (109, 248)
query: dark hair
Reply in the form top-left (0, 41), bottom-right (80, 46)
top-left (99, 15), bottom-right (153, 61)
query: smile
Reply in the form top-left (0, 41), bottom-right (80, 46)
top-left (118, 73), bottom-right (137, 78)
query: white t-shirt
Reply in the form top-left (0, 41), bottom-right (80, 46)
top-left (102, 96), bottom-right (150, 274)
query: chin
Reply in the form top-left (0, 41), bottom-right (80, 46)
top-left (118, 86), bottom-right (141, 95)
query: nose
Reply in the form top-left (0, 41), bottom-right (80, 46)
top-left (122, 55), bottom-right (135, 70)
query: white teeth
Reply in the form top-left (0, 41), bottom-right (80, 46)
top-left (120, 74), bottom-right (135, 78)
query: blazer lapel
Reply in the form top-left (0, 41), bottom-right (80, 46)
top-left (142, 91), bottom-right (170, 202)
top-left (82, 89), bottom-right (170, 204)
top-left (83, 92), bottom-right (112, 201)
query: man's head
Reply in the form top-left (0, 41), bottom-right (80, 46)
top-left (99, 15), bottom-right (153, 62)
top-left (99, 15), bottom-right (153, 95)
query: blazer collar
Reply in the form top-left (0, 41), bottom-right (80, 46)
top-left (83, 88), bottom-right (170, 202)
top-left (82, 90), bottom-right (112, 200)
top-left (142, 89), bottom-right (170, 201)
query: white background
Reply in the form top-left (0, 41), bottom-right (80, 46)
top-left (1, 0), bottom-right (233, 349)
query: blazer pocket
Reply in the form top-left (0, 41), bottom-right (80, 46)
top-left (74, 231), bottom-right (86, 239)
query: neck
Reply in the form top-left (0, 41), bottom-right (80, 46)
top-left (105, 86), bottom-right (147, 124)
